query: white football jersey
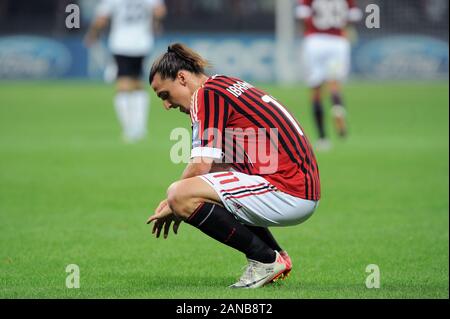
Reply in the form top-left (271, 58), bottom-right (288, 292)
top-left (96, 0), bottom-right (164, 56)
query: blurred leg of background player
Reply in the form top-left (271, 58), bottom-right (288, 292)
top-left (329, 80), bottom-right (347, 138)
top-left (302, 35), bottom-right (331, 151)
top-left (114, 55), bottom-right (149, 143)
top-left (310, 80), bottom-right (347, 150)
top-left (303, 34), bottom-right (350, 151)
top-left (326, 36), bottom-right (350, 141)
top-left (310, 85), bottom-right (330, 151)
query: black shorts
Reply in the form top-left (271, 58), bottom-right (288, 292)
top-left (113, 55), bottom-right (144, 78)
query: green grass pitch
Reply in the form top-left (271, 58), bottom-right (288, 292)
top-left (0, 80), bottom-right (448, 298)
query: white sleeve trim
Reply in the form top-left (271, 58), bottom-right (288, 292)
top-left (296, 5), bottom-right (312, 19)
top-left (191, 147), bottom-right (223, 159)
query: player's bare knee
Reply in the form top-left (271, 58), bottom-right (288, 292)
top-left (167, 181), bottom-right (190, 219)
top-left (167, 181), bottom-right (181, 207)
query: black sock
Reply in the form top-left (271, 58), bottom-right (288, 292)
top-left (186, 203), bottom-right (275, 263)
top-left (313, 100), bottom-right (326, 139)
top-left (244, 225), bottom-right (282, 252)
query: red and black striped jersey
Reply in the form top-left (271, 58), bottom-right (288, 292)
top-left (190, 75), bottom-right (320, 201)
top-left (296, 0), bottom-right (362, 37)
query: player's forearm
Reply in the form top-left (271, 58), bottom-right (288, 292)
top-left (181, 159), bottom-right (214, 180)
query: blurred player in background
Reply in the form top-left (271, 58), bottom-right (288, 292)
top-left (296, 0), bottom-right (362, 150)
top-left (85, 0), bottom-right (167, 143)
top-left (146, 43), bottom-right (320, 288)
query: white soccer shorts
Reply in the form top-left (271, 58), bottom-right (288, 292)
top-left (200, 171), bottom-right (319, 227)
top-left (301, 33), bottom-right (351, 87)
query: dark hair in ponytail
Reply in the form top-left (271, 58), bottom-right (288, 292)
top-left (149, 43), bottom-right (210, 83)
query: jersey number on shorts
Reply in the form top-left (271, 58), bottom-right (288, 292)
top-left (213, 172), bottom-right (240, 185)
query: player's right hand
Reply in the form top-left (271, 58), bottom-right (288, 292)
top-left (146, 199), bottom-right (181, 239)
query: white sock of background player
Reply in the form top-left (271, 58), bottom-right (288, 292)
top-left (130, 90), bottom-right (149, 140)
top-left (114, 92), bottom-right (134, 141)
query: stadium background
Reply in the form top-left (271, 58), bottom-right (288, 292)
top-left (0, 0), bottom-right (448, 298)
top-left (0, 0), bottom-right (448, 81)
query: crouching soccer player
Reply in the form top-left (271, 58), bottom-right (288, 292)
top-left (146, 43), bottom-right (321, 288)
